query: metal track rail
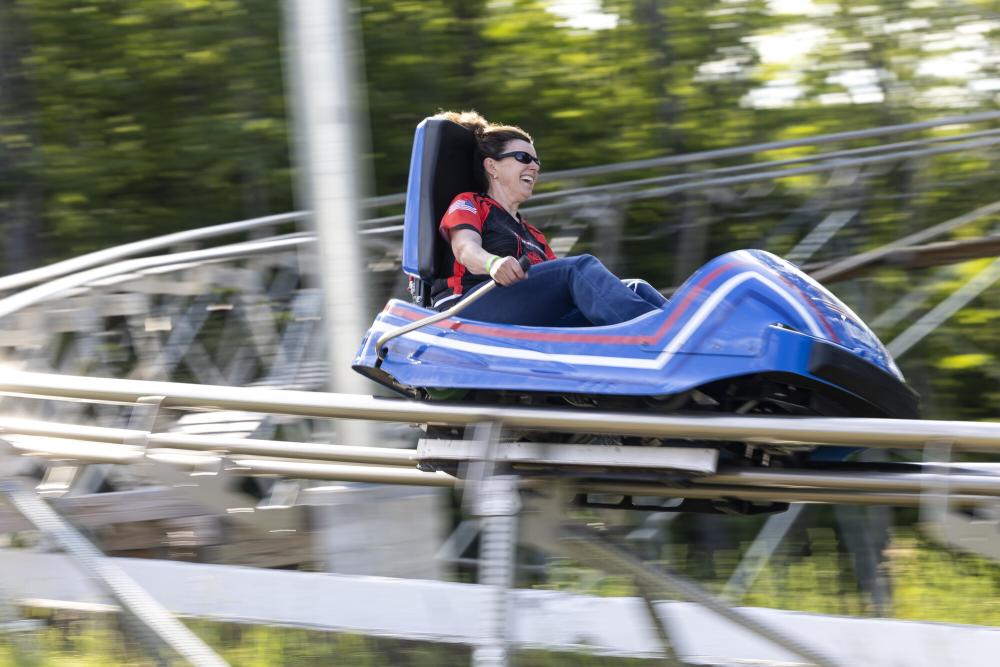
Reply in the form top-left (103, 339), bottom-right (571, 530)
top-left (701, 467), bottom-right (1000, 495)
top-left (580, 482), bottom-right (993, 509)
top-left (3, 416), bottom-right (1000, 507)
top-left (4, 371), bottom-right (1000, 451)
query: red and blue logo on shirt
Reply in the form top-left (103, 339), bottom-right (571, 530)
top-left (446, 199), bottom-right (478, 216)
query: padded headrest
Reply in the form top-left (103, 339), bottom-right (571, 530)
top-left (403, 118), bottom-right (480, 282)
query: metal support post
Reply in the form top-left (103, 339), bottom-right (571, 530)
top-left (557, 523), bottom-right (688, 667)
top-left (133, 395), bottom-right (300, 533)
top-left (560, 523), bottom-right (844, 667)
top-left (920, 441), bottom-right (1000, 561)
top-left (283, 0), bottom-right (373, 450)
top-left (127, 395), bottom-right (166, 439)
top-left (834, 503), bottom-right (893, 616)
top-left (633, 580), bottom-right (687, 667)
top-left (722, 504), bottom-right (807, 602)
top-left (462, 421), bottom-right (520, 667)
top-left (473, 476), bottom-right (520, 667)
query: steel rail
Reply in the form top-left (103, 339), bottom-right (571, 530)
top-left (517, 134), bottom-right (1000, 220)
top-left (8, 419), bottom-right (1000, 498)
top-left (5, 371), bottom-right (1000, 451)
top-left (149, 432), bottom-right (415, 465)
top-left (2, 436), bottom-right (453, 486)
top-left (351, 131), bottom-right (1000, 233)
top-left (0, 436), bottom-right (450, 484)
top-left (228, 458), bottom-right (456, 486)
top-left (7, 420), bottom-right (1000, 506)
top-left (15, 439), bottom-right (993, 506)
top-left (0, 235), bottom-right (312, 319)
top-left (18, 439), bottom-right (1000, 500)
top-left (526, 126), bottom-right (1000, 205)
top-left (0, 419), bottom-right (417, 465)
top-left (3, 437), bottom-right (145, 464)
top-left (540, 110), bottom-right (1000, 180)
top-left (0, 417), bottom-right (141, 444)
top-left (15, 441), bottom-right (998, 507)
top-left (700, 468), bottom-right (1000, 496)
top-left (579, 482), bottom-right (995, 509)
top-left (0, 211), bottom-right (309, 295)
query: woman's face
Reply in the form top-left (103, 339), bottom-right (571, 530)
top-left (485, 139), bottom-right (540, 204)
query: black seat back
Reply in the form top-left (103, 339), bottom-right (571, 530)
top-left (401, 118), bottom-right (479, 306)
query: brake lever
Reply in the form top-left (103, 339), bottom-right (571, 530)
top-left (375, 256), bottom-right (532, 365)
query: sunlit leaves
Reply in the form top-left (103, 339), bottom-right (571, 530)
top-left (937, 353), bottom-right (992, 370)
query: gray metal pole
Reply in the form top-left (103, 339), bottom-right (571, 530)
top-left (721, 504), bottom-right (807, 602)
top-left (462, 421), bottom-right (519, 667)
top-left (283, 0), bottom-right (373, 449)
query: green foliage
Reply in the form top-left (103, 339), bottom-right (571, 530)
top-left (10, 0), bottom-right (293, 262)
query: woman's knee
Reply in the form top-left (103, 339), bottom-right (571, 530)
top-left (567, 253), bottom-right (605, 273)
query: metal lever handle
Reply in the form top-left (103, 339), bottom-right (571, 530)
top-left (376, 256), bottom-right (531, 363)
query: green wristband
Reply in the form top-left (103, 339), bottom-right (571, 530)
top-left (486, 254), bottom-right (501, 275)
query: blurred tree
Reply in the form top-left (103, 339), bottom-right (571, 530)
top-left (359, 0), bottom-right (492, 192)
top-left (17, 0), bottom-right (292, 260)
top-left (0, 0), bottom-right (46, 272)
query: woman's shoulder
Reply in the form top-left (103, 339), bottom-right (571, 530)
top-left (449, 191), bottom-right (487, 202)
top-left (444, 192), bottom-right (488, 217)
top-left (447, 192), bottom-right (495, 214)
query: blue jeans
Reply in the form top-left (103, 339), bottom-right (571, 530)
top-left (457, 255), bottom-right (666, 327)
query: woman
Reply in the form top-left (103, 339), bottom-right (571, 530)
top-left (430, 110), bottom-right (666, 327)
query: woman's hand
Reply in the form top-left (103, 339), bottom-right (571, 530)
top-left (488, 255), bottom-right (526, 286)
top-left (450, 229), bottom-right (527, 286)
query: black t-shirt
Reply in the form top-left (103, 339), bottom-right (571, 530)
top-left (431, 192), bottom-right (555, 309)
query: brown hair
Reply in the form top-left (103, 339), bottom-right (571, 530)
top-left (434, 110), bottom-right (533, 191)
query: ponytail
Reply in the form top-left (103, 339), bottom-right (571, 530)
top-left (433, 110), bottom-right (533, 191)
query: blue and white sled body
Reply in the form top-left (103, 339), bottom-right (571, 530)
top-left (352, 118), bottom-right (918, 421)
top-left (354, 248), bottom-right (915, 418)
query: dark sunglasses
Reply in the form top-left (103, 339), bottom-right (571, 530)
top-left (495, 151), bottom-right (541, 166)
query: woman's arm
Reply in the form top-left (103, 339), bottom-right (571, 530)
top-left (450, 229), bottom-right (525, 286)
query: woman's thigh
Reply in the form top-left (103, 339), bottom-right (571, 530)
top-left (457, 259), bottom-right (578, 326)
